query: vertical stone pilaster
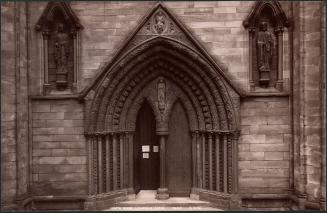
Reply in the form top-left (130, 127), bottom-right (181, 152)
top-left (215, 133), bottom-right (220, 192)
top-left (156, 132), bottom-right (169, 200)
top-left (127, 132), bottom-right (134, 194)
top-left (208, 132), bottom-right (213, 190)
top-left (15, 2), bottom-right (30, 206)
top-left (112, 133), bottom-right (118, 191)
top-left (276, 28), bottom-right (284, 91)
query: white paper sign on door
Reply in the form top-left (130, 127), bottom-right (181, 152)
top-left (142, 145), bottom-right (150, 152)
top-left (153, 146), bottom-right (159, 152)
top-left (143, 153), bottom-right (149, 159)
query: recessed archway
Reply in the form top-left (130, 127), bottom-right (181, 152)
top-left (83, 3), bottom-right (241, 208)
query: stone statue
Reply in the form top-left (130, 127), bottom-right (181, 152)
top-left (157, 78), bottom-right (166, 113)
top-left (54, 23), bottom-right (70, 88)
top-left (256, 22), bottom-right (274, 72)
top-left (154, 11), bottom-right (166, 34)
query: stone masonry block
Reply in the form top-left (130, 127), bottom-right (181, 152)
top-left (34, 156), bottom-right (86, 165)
top-left (38, 173), bottom-right (87, 182)
top-left (267, 116), bottom-right (289, 125)
top-left (239, 151), bottom-right (265, 160)
top-left (266, 134), bottom-right (284, 144)
top-left (64, 112), bottom-right (83, 119)
top-left (33, 112), bottom-right (65, 120)
top-left (241, 134), bottom-right (265, 144)
top-left (249, 125), bottom-right (290, 134)
top-left (241, 108), bottom-right (267, 116)
top-left (239, 160), bottom-right (289, 169)
top-left (241, 116), bottom-right (267, 125)
top-left (238, 144), bottom-right (250, 151)
top-left (239, 177), bottom-right (288, 188)
top-left (264, 152), bottom-right (285, 160)
top-left (51, 148), bottom-right (86, 156)
top-left (250, 144), bottom-right (289, 152)
top-left (240, 168), bottom-right (289, 178)
top-left (33, 149), bottom-right (52, 157)
top-left (53, 134), bottom-right (85, 142)
top-left (33, 164), bottom-right (87, 174)
top-left (33, 104), bottom-right (50, 112)
top-left (267, 107), bottom-right (289, 116)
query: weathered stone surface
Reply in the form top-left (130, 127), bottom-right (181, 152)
top-left (1, 1), bottom-right (325, 211)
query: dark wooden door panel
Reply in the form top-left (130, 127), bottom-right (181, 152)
top-left (167, 101), bottom-right (192, 196)
top-left (134, 102), bottom-right (159, 192)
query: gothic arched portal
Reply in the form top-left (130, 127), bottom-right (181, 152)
top-left (83, 3), bottom-right (241, 210)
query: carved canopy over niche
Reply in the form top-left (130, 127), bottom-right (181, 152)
top-left (35, 2), bottom-right (83, 94)
top-left (243, 1), bottom-right (289, 92)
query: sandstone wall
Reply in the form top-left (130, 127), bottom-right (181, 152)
top-left (239, 97), bottom-right (290, 194)
top-left (31, 100), bottom-right (87, 196)
top-left (1, 2), bottom-right (29, 210)
top-left (1, 1), bottom-right (325, 210)
top-left (292, 1), bottom-right (325, 206)
top-left (1, 3), bottom-right (17, 208)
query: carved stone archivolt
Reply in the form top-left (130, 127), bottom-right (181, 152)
top-left (35, 2), bottom-right (83, 94)
top-left (243, 1), bottom-right (289, 91)
top-left (82, 3), bottom-right (241, 207)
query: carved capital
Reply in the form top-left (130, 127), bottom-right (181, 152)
top-left (274, 26), bottom-right (284, 35)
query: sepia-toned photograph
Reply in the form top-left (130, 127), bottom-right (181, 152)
top-left (1, 1), bottom-right (325, 211)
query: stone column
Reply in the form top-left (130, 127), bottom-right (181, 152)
top-left (275, 27), bottom-right (284, 91)
top-left (112, 133), bottom-right (118, 191)
top-left (105, 134), bottom-right (111, 192)
top-left (215, 133), bottom-right (220, 192)
top-left (191, 131), bottom-right (197, 188)
top-left (196, 132), bottom-right (203, 188)
top-left (208, 132), bottom-right (213, 190)
top-left (97, 135), bottom-right (103, 193)
top-left (42, 30), bottom-right (51, 94)
top-left (223, 134), bottom-right (228, 193)
top-left (156, 132), bottom-right (169, 200)
top-left (126, 131), bottom-right (135, 195)
top-left (249, 27), bottom-right (256, 91)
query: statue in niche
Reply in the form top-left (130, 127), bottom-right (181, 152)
top-left (157, 78), bottom-right (166, 113)
top-left (54, 23), bottom-right (70, 89)
top-left (256, 21), bottom-right (274, 86)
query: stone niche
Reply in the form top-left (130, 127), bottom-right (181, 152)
top-left (243, 1), bottom-right (289, 92)
top-left (35, 2), bottom-right (83, 94)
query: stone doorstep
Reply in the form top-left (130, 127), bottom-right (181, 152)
top-left (104, 190), bottom-right (222, 211)
top-left (106, 207), bottom-right (221, 211)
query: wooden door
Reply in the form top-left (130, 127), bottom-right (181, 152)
top-left (134, 102), bottom-right (159, 193)
top-left (167, 101), bottom-right (192, 196)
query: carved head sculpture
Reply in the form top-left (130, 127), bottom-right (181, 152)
top-left (57, 23), bottom-right (64, 32)
top-left (259, 21), bottom-right (268, 32)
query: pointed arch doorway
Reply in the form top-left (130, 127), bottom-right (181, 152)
top-left (133, 102), bottom-right (160, 193)
top-left (84, 4), bottom-right (241, 210)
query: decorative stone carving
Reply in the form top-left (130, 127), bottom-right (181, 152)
top-left (35, 2), bottom-right (83, 94)
top-left (157, 77), bottom-right (166, 114)
top-left (153, 11), bottom-right (167, 34)
top-left (243, 1), bottom-right (289, 91)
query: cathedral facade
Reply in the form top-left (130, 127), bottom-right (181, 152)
top-left (1, 1), bottom-right (325, 211)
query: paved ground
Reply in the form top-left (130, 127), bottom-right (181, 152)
top-left (105, 190), bottom-right (222, 211)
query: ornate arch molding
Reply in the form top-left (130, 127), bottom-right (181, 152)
top-left (86, 37), bottom-right (239, 134)
top-left (243, 1), bottom-right (289, 92)
top-left (83, 3), bottom-right (241, 209)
